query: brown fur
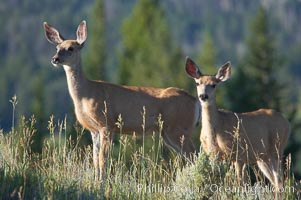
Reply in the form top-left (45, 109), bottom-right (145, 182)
top-left (43, 21), bottom-right (200, 181)
top-left (186, 57), bottom-right (290, 190)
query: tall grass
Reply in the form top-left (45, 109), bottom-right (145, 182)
top-left (0, 97), bottom-right (300, 199)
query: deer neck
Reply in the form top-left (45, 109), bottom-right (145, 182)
top-left (63, 60), bottom-right (88, 103)
top-left (201, 101), bottom-right (220, 134)
top-left (200, 100), bottom-right (220, 153)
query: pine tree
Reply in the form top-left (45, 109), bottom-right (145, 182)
top-left (227, 7), bottom-right (287, 112)
top-left (197, 31), bottom-right (217, 75)
top-left (118, 0), bottom-right (186, 88)
top-left (83, 0), bottom-right (106, 80)
top-left (244, 7), bottom-right (283, 110)
top-left (226, 5), bottom-right (300, 176)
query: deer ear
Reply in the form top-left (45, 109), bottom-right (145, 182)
top-left (185, 57), bottom-right (202, 79)
top-left (76, 20), bottom-right (87, 46)
top-left (43, 22), bottom-right (64, 45)
top-left (216, 61), bottom-right (231, 82)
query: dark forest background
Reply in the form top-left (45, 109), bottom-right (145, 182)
top-left (1, 0), bottom-right (301, 177)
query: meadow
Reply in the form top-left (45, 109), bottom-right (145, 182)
top-left (0, 98), bottom-right (300, 199)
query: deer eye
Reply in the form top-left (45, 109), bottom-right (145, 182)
top-left (195, 82), bottom-right (200, 86)
top-left (67, 47), bottom-right (74, 52)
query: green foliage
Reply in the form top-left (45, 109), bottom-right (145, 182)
top-left (244, 7), bottom-right (283, 110)
top-left (226, 7), bottom-right (296, 113)
top-left (118, 0), bottom-right (188, 88)
top-left (173, 150), bottom-right (300, 199)
top-left (83, 0), bottom-right (107, 80)
top-left (197, 31), bottom-right (217, 75)
top-left (0, 0), bottom-right (92, 134)
top-left (1, 116), bottom-right (299, 199)
top-left (0, 113), bottom-right (173, 199)
top-left (173, 150), bottom-right (230, 199)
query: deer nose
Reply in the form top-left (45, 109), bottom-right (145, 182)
top-left (51, 56), bottom-right (59, 64)
top-left (199, 94), bottom-right (208, 101)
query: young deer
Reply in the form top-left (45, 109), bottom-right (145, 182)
top-left (43, 21), bottom-right (200, 181)
top-left (185, 57), bottom-right (290, 190)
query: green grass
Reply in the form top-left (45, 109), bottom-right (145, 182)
top-left (0, 99), bottom-right (300, 199)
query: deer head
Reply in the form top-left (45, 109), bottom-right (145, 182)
top-left (43, 21), bottom-right (87, 68)
top-left (185, 57), bottom-right (231, 105)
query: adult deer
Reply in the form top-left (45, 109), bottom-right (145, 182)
top-left (185, 57), bottom-right (290, 190)
top-left (43, 21), bottom-right (200, 181)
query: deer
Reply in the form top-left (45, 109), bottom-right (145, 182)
top-left (185, 57), bottom-right (290, 190)
top-left (43, 20), bottom-right (201, 181)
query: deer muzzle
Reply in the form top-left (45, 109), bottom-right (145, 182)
top-left (199, 94), bottom-right (209, 101)
top-left (51, 55), bottom-right (60, 66)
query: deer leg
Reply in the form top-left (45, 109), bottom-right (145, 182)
top-left (234, 161), bottom-right (242, 184)
top-left (98, 128), bottom-right (111, 182)
top-left (270, 157), bottom-right (284, 191)
top-left (256, 159), bottom-right (276, 187)
top-left (234, 161), bottom-right (248, 185)
top-left (181, 138), bottom-right (195, 159)
top-left (91, 131), bottom-right (101, 180)
top-left (162, 129), bottom-right (195, 159)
